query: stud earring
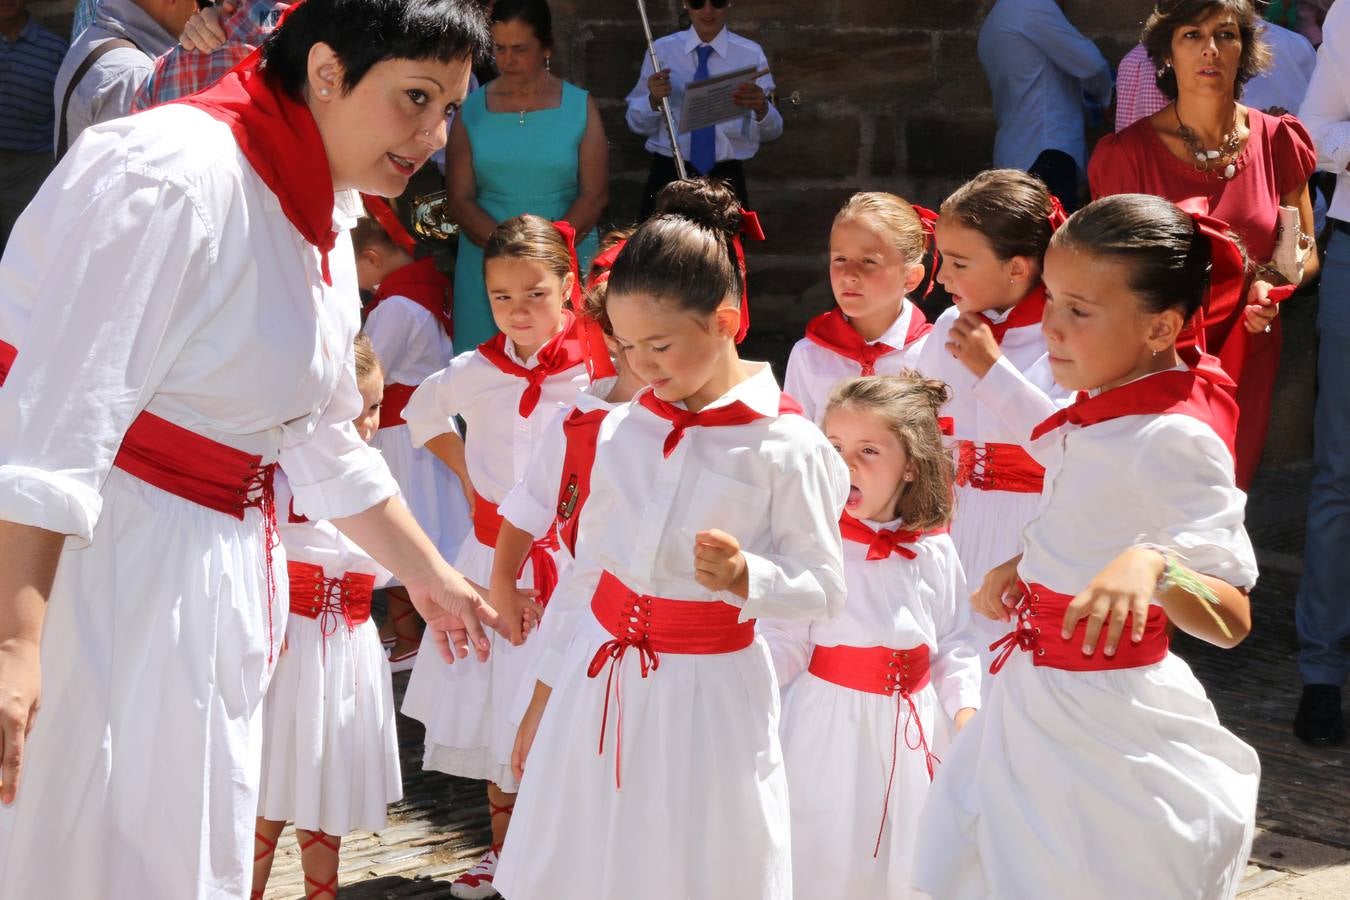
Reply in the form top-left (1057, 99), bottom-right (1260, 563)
top-left (545, 56), bottom-right (552, 72)
top-left (1156, 61), bottom-right (1171, 79)
top-left (319, 87), bottom-right (331, 97)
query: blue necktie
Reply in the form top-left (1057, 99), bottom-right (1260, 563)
top-left (690, 45), bottom-right (716, 175)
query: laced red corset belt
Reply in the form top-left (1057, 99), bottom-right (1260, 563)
top-left (808, 644), bottom-right (937, 857)
top-left (586, 570), bottom-right (756, 789)
top-left (989, 581), bottom-right (1171, 674)
top-left (287, 561), bottom-right (375, 630)
top-left (379, 383), bottom-right (415, 429)
top-left (473, 492), bottom-right (559, 605)
top-left (114, 410), bottom-right (281, 662)
top-left (954, 441), bottom-right (1044, 494)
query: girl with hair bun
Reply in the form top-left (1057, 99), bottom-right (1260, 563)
top-left (762, 371), bottom-right (981, 898)
top-left (917, 169), bottom-right (1073, 683)
top-left (915, 193), bottom-right (1259, 900)
top-left (497, 188), bottom-right (849, 900)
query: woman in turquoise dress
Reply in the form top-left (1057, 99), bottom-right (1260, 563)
top-left (446, 0), bottom-right (610, 350)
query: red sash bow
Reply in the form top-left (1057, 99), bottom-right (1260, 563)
top-left (1028, 348), bottom-right (1239, 462)
top-left (476, 310), bottom-right (589, 417)
top-left (838, 512), bottom-right (939, 560)
top-left (803, 303), bottom-right (932, 376)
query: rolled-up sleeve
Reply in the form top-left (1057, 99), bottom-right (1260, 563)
top-left (0, 162), bottom-right (218, 545)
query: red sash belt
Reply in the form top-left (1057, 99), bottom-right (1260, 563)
top-left (113, 410), bottom-right (280, 662)
top-left (0, 339), bottom-right (15, 384)
top-left (954, 440), bottom-right (1044, 494)
top-left (287, 561), bottom-right (375, 630)
top-left (586, 570), bottom-right (756, 789)
top-left (473, 492), bottom-right (559, 605)
top-left (809, 644), bottom-right (938, 857)
top-left (989, 581), bottom-right (1171, 674)
top-left (379, 383), bottom-right (415, 429)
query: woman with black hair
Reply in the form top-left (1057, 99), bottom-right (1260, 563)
top-left (0, 1), bottom-right (500, 895)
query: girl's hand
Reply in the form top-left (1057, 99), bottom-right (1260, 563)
top-left (0, 638), bottom-right (41, 805)
top-left (971, 555), bottom-right (1023, 622)
top-left (511, 683), bottom-right (552, 782)
top-left (178, 0), bottom-right (234, 52)
top-left (403, 567), bottom-right (502, 664)
top-left (952, 707), bottom-right (977, 733)
top-left (488, 577), bottom-right (543, 647)
top-left (694, 529), bottom-right (749, 599)
top-left (1243, 279), bottom-right (1280, 333)
top-left (1062, 547), bottom-right (1165, 656)
top-left (945, 312), bottom-right (1002, 379)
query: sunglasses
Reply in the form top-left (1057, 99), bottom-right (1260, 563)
top-left (688, 0), bottom-right (730, 9)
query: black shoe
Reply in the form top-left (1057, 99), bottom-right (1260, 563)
top-left (1293, 684), bottom-right (1345, 746)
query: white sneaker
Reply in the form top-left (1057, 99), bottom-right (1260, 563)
top-left (449, 849), bottom-right (499, 899)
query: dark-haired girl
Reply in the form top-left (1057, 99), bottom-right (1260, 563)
top-left (915, 194), bottom-right (1259, 900)
top-left (916, 169), bottom-right (1071, 684)
top-left (762, 373), bottom-right (980, 899)
top-left (498, 204), bottom-right (848, 900)
top-left (402, 213), bottom-right (592, 898)
top-left (0, 1), bottom-right (499, 896)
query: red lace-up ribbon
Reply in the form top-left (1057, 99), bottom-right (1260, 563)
top-left (586, 571), bottom-right (755, 789)
top-left (286, 561), bottom-right (375, 629)
top-left (988, 581), bottom-right (1171, 675)
top-left (111, 410), bottom-right (280, 661)
top-left (473, 492), bottom-right (559, 606)
top-left (808, 643), bottom-right (936, 857)
top-left (954, 441), bottom-right (1045, 493)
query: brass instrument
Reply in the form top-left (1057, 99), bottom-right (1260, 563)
top-left (410, 190), bottom-right (459, 241)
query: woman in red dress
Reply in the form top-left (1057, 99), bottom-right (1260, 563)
top-left (1089, 0), bottom-right (1318, 487)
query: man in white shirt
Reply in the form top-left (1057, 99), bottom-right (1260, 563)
top-left (1294, 0), bottom-right (1350, 748)
top-left (977, 0), bottom-right (1113, 210)
top-left (51, 0), bottom-right (192, 157)
top-left (625, 0), bottom-right (781, 218)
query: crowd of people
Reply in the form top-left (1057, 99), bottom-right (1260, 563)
top-left (0, 0), bottom-right (1348, 898)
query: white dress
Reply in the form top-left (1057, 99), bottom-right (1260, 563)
top-left (913, 371), bottom-right (1261, 900)
top-left (364, 293), bottom-right (470, 566)
top-left (783, 300), bottom-right (929, 423)
top-left (916, 303), bottom-right (1069, 677)
top-left (0, 106), bottom-right (397, 898)
top-left (494, 363), bottom-right (851, 900)
top-left (762, 523), bottom-right (981, 899)
top-left (399, 342), bottom-right (587, 791)
top-left (257, 475), bottom-right (403, 836)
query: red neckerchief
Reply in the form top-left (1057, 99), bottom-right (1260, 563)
top-left (556, 405), bottom-right (610, 555)
top-left (639, 388), bottom-right (801, 457)
top-left (838, 512), bottom-right (942, 561)
top-left (173, 47), bottom-right (338, 285)
top-left (361, 193), bottom-right (417, 256)
top-left (365, 257), bottom-right (453, 339)
top-left (803, 303), bottom-right (931, 376)
top-left (477, 310), bottom-right (589, 417)
top-left (985, 283), bottom-right (1047, 345)
top-left (1029, 347), bottom-right (1239, 462)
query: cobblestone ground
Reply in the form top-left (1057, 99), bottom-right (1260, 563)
top-left (261, 462), bottom-right (1350, 898)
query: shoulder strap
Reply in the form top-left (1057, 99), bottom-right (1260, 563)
top-left (58, 38), bottom-right (140, 159)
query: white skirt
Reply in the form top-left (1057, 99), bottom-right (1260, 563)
top-left (0, 468), bottom-right (282, 899)
top-left (913, 651), bottom-right (1260, 900)
top-left (950, 483), bottom-right (1044, 689)
top-left (494, 618), bottom-right (792, 900)
top-left (371, 423), bottom-right (470, 567)
top-left (780, 672), bottom-right (942, 899)
top-left (256, 612), bottom-right (402, 835)
top-left (400, 534), bottom-right (566, 792)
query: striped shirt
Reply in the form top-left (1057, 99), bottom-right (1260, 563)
top-left (0, 17), bottom-right (68, 153)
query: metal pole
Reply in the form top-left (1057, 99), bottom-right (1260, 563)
top-left (636, 0), bottom-right (688, 181)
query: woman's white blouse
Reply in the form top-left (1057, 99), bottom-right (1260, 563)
top-left (0, 105), bottom-right (396, 544)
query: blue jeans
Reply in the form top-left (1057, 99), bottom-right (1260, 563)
top-left (1297, 229), bottom-right (1350, 686)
